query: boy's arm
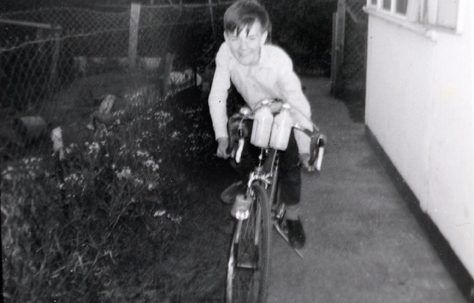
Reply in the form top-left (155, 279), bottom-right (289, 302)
top-left (277, 57), bottom-right (313, 154)
top-left (208, 45), bottom-right (231, 141)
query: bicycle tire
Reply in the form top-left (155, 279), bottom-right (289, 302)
top-left (226, 182), bottom-right (271, 303)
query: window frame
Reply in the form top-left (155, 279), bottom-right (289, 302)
top-left (366, 0), bottom-right (464, 34)
top-left (368, 0), bottom-right (409, 19)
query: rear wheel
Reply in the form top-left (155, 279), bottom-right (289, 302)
top-left (226, 183), bottom-right (271, 303)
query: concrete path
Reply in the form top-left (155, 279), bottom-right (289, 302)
top-left (267, 78), bottom-right (467, 303)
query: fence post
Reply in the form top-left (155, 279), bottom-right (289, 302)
top-left (49, 26), bottom-right (62, 88)
top-left (331, 0), bottom-right (346, 96)
top-left (129, 3), bottom-right (141, 70)
top-left (161, 53), bottom-right (175, 97)
top-left (208, 0), bottom-right (216, 41)
top-left (330, 12), bottom-right (337, 95)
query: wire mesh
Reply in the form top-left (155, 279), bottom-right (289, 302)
top-left (340, 0), bottom-right (368, 98)
top-left (0, 3), bottom-right (226, 162)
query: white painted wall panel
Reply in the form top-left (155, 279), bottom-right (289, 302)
top-left (365, 2), bottom-right (474, 277)
top-left (366, 17), bottom-right (435, 210)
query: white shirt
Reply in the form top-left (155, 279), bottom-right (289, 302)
top-left (208, 42), bottom-right (313, 153)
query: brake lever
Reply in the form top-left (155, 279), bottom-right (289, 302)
top-left (309, 134), bottom-right (326, 171)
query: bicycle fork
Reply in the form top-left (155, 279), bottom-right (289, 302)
top-left (229, 217), bottom-right (261, 273)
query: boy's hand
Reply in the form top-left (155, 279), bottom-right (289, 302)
top-left (216, 137), bottom-right (230, 159)
top-left (299, 153), bottom-right (316, 172)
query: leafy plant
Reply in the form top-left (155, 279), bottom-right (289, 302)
top-left (1, 85), bottom-right (217, 302)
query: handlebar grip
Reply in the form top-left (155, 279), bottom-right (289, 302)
top-left (309, 134), bottom-right (326, 171)
top-left (315, 145), bottom-right (325, 171)
top-left (235, 138), bottom-right (245, 164)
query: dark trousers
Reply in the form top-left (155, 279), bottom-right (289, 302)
top-left (277, 132), bottom-right (301, 205)
top-left (232, 126), bottom-right (301, 206)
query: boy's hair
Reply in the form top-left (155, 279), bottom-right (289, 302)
top-left (223, 0), bottom-right (271, 36)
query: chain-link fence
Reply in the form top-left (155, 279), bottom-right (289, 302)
top-left (262, 0), bottom-right (336, 76)
top-left (331, 0), bottom-right (367, 121)
top-left (0, 2), bottom-right (228, 162)
top-left (1, 8), bottom-right (132, 111)
top-left (340, 0), bottom-right (367, 99)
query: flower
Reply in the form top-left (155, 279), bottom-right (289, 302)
top-left (143, 159), bottom-right (159, 172)
top-left (1, 166), bottom-right (14, 177)
top-left (171, 131), bottom-right (179, 138)
top-left (153, 209), bottom-right (166, 217)
top-left (136, 150), bottom-right (150, 158)
top-left (167, 213), bottom-right (182, 224)
top-left (64, 172), bottom-right (84, 186)
top-left (116, 167), bottom-right (132, 180)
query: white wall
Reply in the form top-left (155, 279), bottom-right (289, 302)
top-left (365, 3), bottom-right (474, 277)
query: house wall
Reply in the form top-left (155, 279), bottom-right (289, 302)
top-left (365, 2), bottom-right (474, 277)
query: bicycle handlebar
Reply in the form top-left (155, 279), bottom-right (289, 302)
top-left (228, 98), bottom-right (326, 171)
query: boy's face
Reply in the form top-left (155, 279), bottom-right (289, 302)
top-left (224, 21), bottom-right (268, 66)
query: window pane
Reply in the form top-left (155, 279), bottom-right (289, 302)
top-left (396, 0), bottom-right (408, 14)
top-left (383, 0), bottom-right (391, 10)
top-left (371, 0), bottom-right (377, 5)
top-left (437, 0), bottom-right (459, 28)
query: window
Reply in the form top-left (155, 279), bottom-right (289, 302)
top-left (428, 0), bottom-right (460, 29)
top-left (369, 0), bottom-right (409, 15)
top-left (396, 0), bottom-right (408, 14)
top-left (383, 0), bottom-right (391, 10)
top-left (367, 0), bottom-right (461, 31)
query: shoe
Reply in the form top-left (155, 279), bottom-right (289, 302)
top-left (220, 181), bottom-right (245, 204)
top-left (286, 218), bottom-right (306, 249)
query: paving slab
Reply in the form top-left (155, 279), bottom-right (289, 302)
top-left (267, 77), bottom-right (467, 303)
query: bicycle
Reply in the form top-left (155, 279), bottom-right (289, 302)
top-left (224, 99), bottom-right (326, 303)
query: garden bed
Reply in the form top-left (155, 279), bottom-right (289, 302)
top-left (1, 75), bottom-right (238, 302)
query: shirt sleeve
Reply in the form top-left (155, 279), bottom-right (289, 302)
top-left (276, 52), bottom-right (313, 154)
top-left (208, 43), bottom-right (231, 140)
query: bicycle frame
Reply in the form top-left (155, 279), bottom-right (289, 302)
top-left (229, 98), bottom-right (321, 224)
top-left (226, 99), bottom-right (325, 302)
top-left (232, 147), bottom-right (278, 239)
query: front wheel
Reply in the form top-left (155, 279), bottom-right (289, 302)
top-left (226, 183), bottom-right (271, 303)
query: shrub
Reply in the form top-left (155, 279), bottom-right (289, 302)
top-left (1, 86), bottom-right (216, 302)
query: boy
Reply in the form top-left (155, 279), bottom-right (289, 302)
top-left (208, 0), bottom-right (315, 249)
